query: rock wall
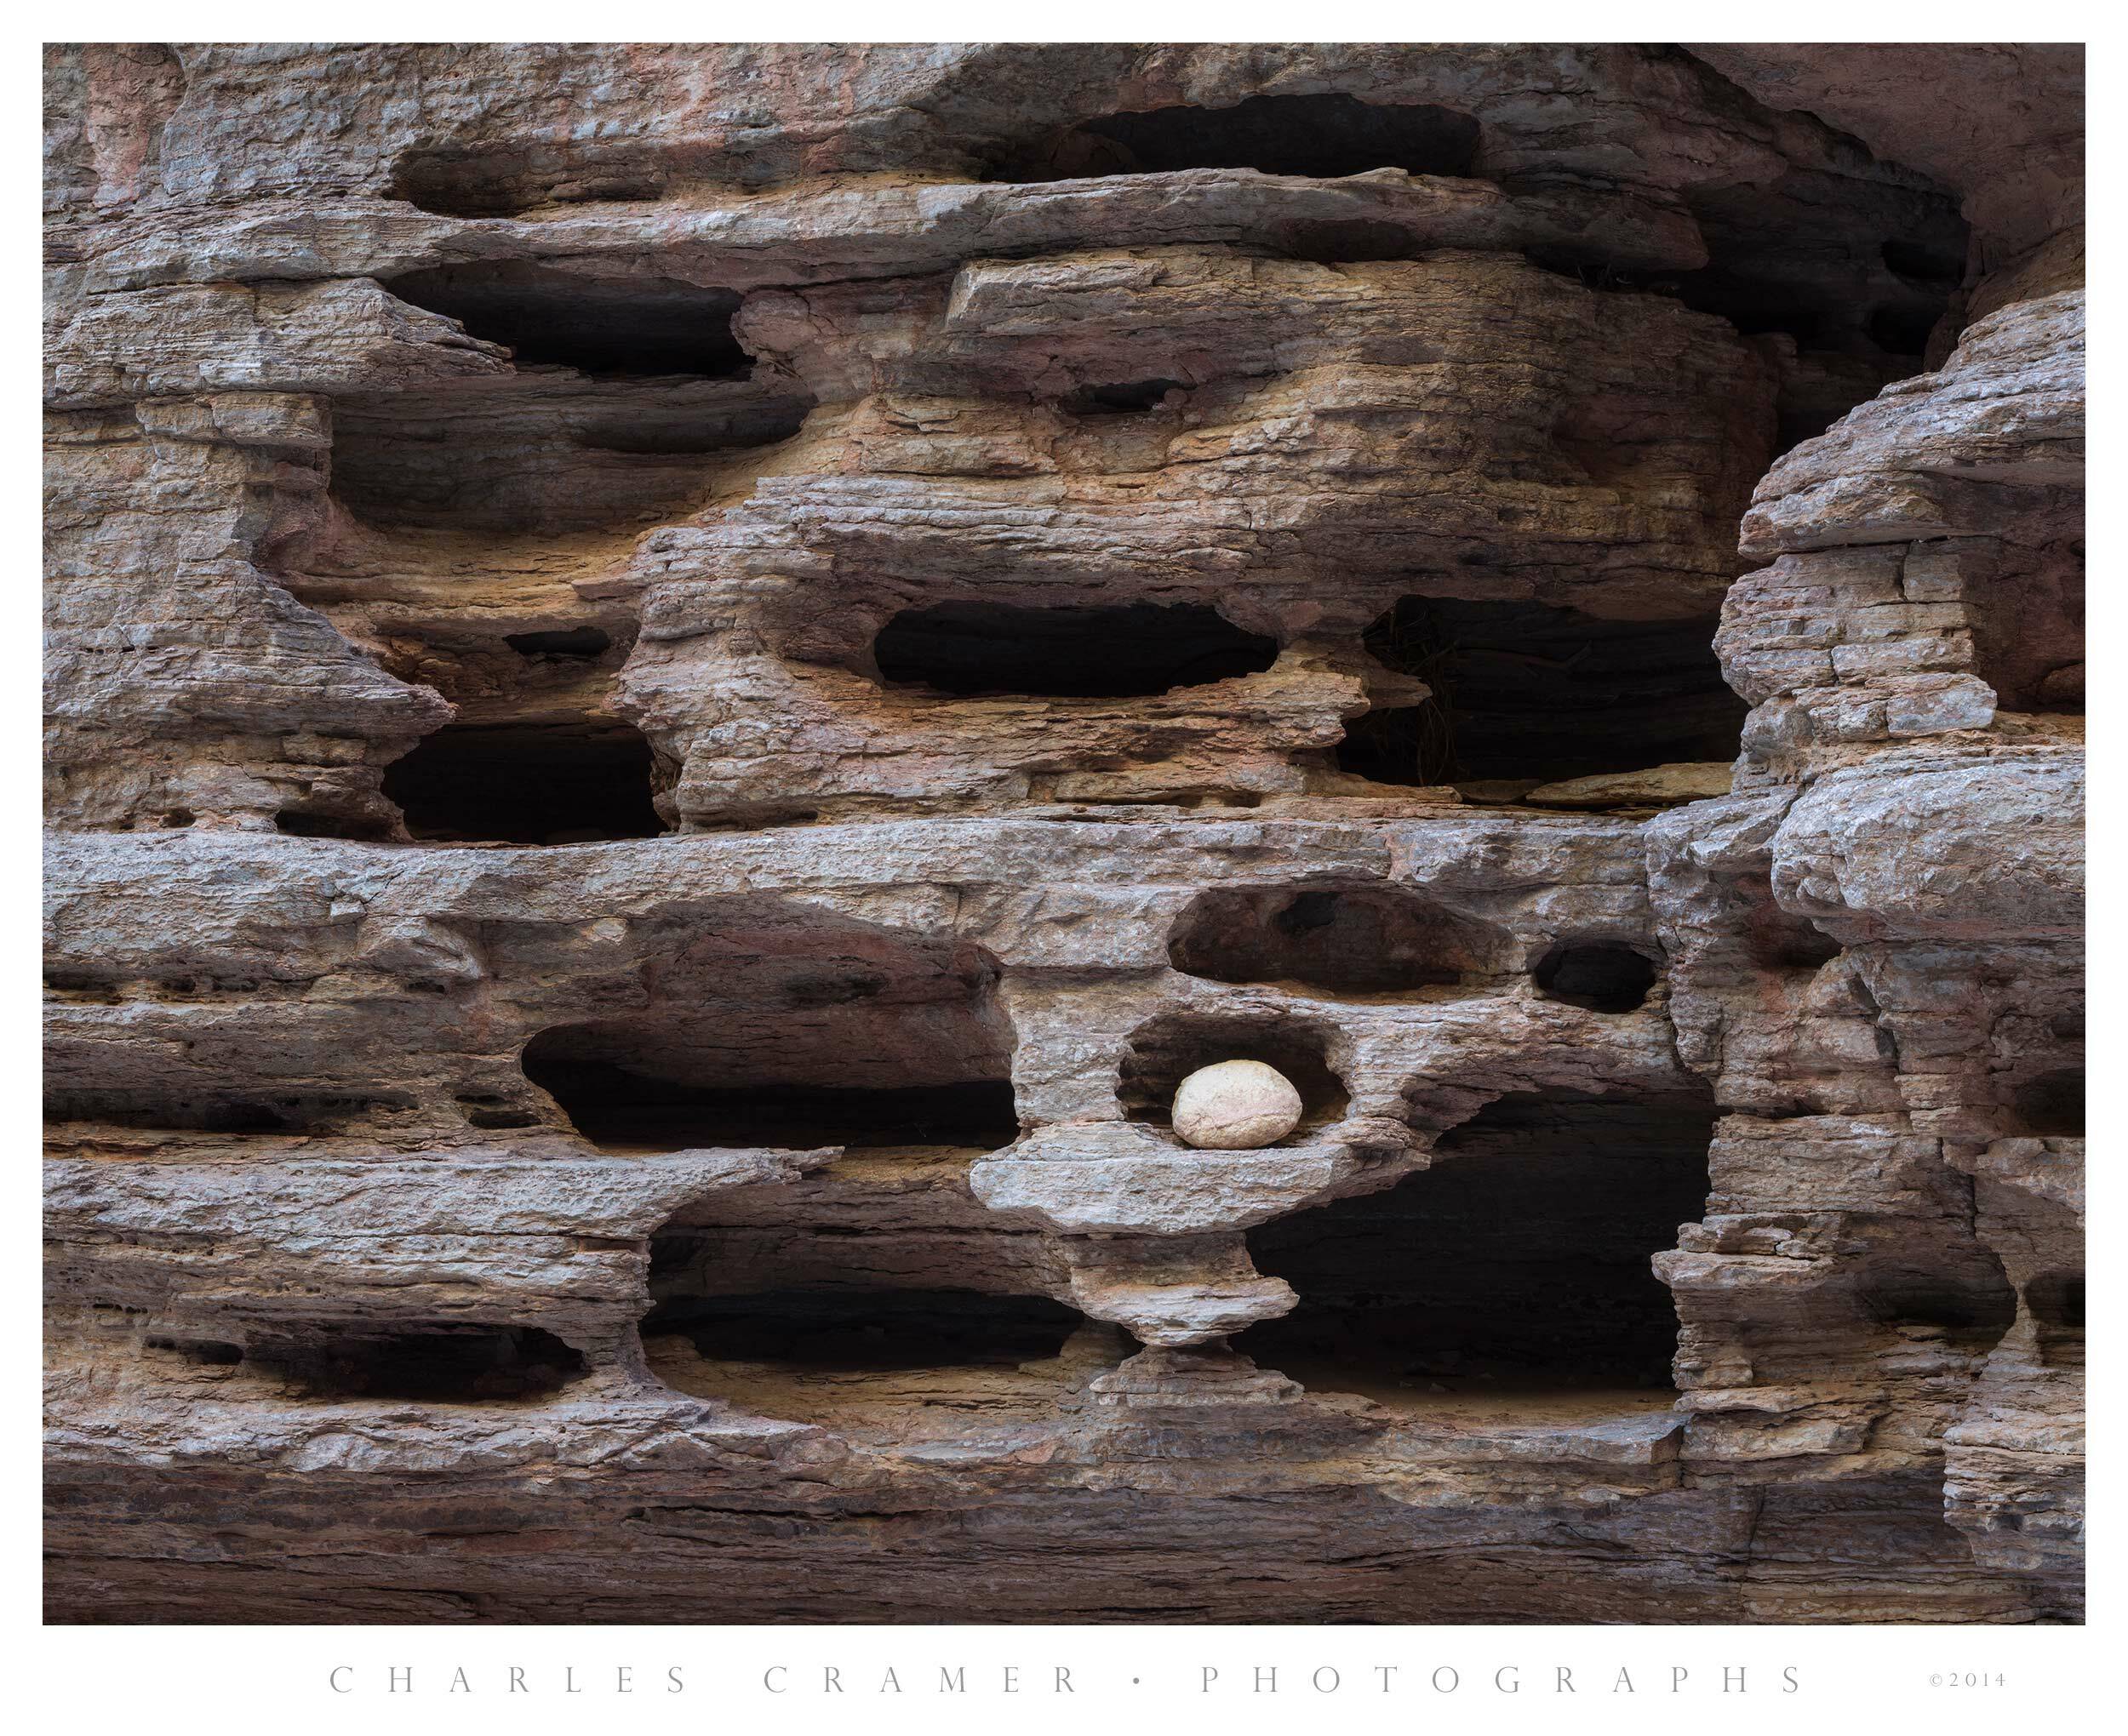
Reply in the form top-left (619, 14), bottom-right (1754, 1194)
top-left (43, 42), bottom-right (2083, 1623)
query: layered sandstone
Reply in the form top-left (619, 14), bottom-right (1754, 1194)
top-left (43, 42), bottom-right (2083, 1623)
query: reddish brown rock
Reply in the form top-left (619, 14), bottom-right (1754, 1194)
top-left (43, 43), bottom-right (2080, 1624)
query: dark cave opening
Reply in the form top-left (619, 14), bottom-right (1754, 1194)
top-left (274, 806), bottom-right (398, 842)
top-left (385, 262), bottom-right (750, 378)
top-left (519, 921), bottom-right (1019, 1154)
top-left (43, 1089), bottom-right (409, 1135)
top-left (325, 384), bottom-right (810, 535)
top-left (1953, 543), bottom-right (2085, 716)
top-left (1167, 884), bottom-right (1514, 996)
top-left (872, 601), bottom-right (1279, 698)
top-left (1742, 896), bottom-right (1844, 973)
top-left (1668, 168), bottom-right (1969, 363)
top-left (1855, 1264), bottom-right (2018, 1350)
top-left (640, 1282), bottom-right (1080, 1372)
top-left (1533, 942), bottom-right (1660, 1014)
top-left (1118, 1012), bottom-right (1347, 1140)
top-left (1519, 148), bottom-right (1971, 448)
top-left (506, 626), bottom-right (612, 658)
top-left (382, 722), bottom-right (665, 845)
top-left (229, 1326), bottom-right (586, 1402)
top-left (1868, 305), bottom-right (1941, 357)
top-left (387, 145), bottom-right (670, 218)
top-left (519, 1047), bottom-right (1020, 1152)
top-left (1233, 1089), bottom-right (1715, 1407)
top-left (1336, 597), bottom-right (1744, 789)
top-left (149, 1337), bottom-right (245, 1367)
top-left (2011, 1069), bottom-right (2085, 1138)
top-left (635, 1262), bottom-right (1095, 1425)
top-left (1881, 239), bottom-right (1966, 283)
top-left (989, 94), bottom-right (1481, 183)
top-left (456, 1090), bottom-right (542, 1131)
top-left (2026, 1271), bottom-right (2085, 1369)
top-left (1061, 378), bottom-right (1187, 414)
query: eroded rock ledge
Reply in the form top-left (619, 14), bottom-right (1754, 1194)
top-left (43, 41), bottom-right (2082, 1624)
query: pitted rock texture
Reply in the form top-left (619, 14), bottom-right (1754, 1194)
top-left (43, 42), bottom-right (2082, 1624)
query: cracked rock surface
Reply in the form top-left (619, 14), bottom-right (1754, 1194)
top-left (43, 41), bottom-right (2082, 1623)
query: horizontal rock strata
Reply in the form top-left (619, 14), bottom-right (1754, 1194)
top-left (44, 41), bottom-right (2082, 1623)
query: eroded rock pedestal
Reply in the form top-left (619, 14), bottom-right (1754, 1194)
top-left (43, 42), bottom-right (2083, 1623)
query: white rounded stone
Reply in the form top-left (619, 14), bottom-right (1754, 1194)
top-left (1171, 1059), bottom-right (1304, 1150)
